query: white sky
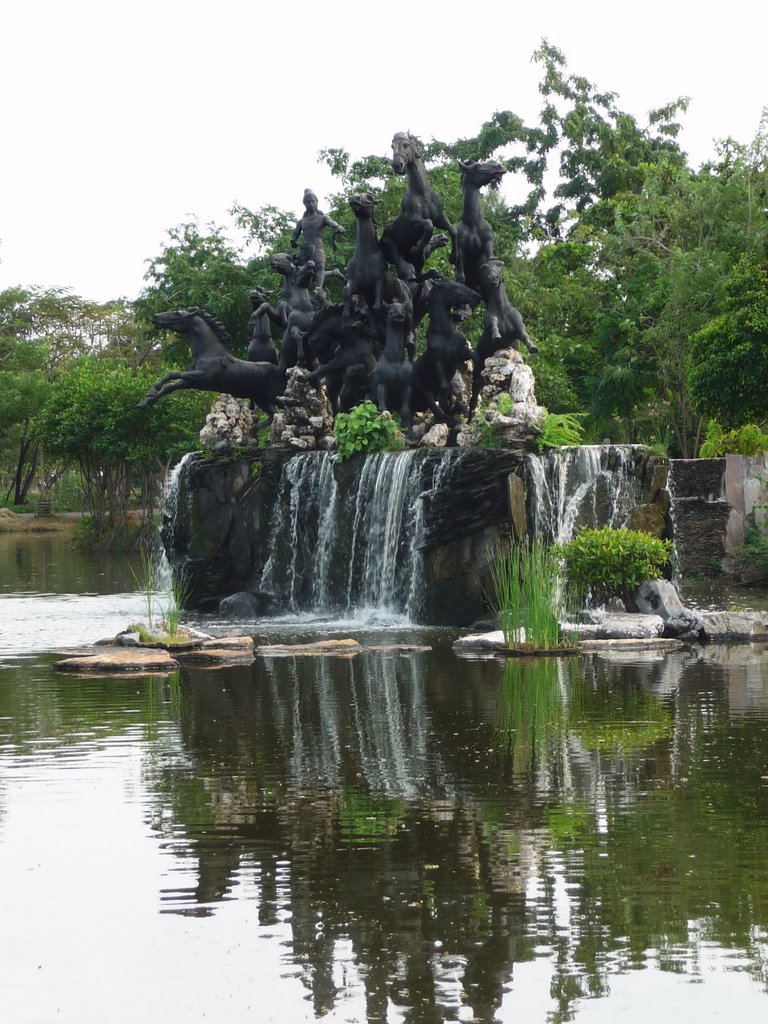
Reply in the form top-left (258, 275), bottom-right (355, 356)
top-left (1, 0), bottom-right (765, 303)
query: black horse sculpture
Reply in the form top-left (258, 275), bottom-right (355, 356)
top-left (246, 287), bottom-right (278, 365)
top-left (273, 260), bottom-right (317, 371)
top-left (380, 133), bottom-right (457, 281)
top-left (454, 159), bottom-right (506, 291)
top-left (369, 301), bottom-right (414, 428)
top-left (303, 301), bottom-right (378, 415)
top-left (344, 191), bottom-right (415, 355)
top-left (415, 279), bottom-right (481, 415)
top-left (139, 307), bottom-right (284, 419)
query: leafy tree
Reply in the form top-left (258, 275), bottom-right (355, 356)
top-left (34, 356), bottom-right (209, 535)
top-left (687, 256), bottom-right (768, 426)
top-left (134, 220), bottom-right (259, 361)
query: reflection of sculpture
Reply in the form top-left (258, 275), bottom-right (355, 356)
top-left (291, 189), bottom-right (345, 295)
top-left (380, 133), bottom-right (457, 280)
top-left (139, 308), bottom-right (284, 419)
top-left (455, 159), bottom-right (506, 291)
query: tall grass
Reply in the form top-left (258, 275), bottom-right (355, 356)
top-left (487, 539), bottom-right (573, 650)
top-left (164, 569), bottom-right (190, 638)
top-left (130, 541), bottom-right (157, 629)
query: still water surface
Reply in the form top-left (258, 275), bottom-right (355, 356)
top-left (1, 534), bottom-right (768, 1022)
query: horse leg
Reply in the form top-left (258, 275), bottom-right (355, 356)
top-left (507, 309), bottom-right (539, 354)
top-left (434, 213), bottom-right (458, 266)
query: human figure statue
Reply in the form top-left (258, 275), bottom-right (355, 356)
top-left (291, 189), bottom-right (345, 296)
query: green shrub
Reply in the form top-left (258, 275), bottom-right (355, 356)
top-left (534, 412), bottom-right (585, 451)
top-left (559, 527), bottom-right (672, 609)
top-left (699, 419), bottom-right (768, 458)
top-left (334, 401), bottom-right (404, 462)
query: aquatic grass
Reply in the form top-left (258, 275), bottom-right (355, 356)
top-left (486, 538), bottom-right (575, 650)
top-left (130, 541), bottom-right (157, 629)
top-left (163, 568), bottom-right (190, 639)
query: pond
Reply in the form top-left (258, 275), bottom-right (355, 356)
top-left (1, 533), bottom-right (768, 1022)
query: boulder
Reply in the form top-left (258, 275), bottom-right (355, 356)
top-left (256, 638), bottom-right (362, 657)
top-left (54, 648), bottom-right (179, 675)
top-left (632, 579), bottom-right (704, 638)
top-left (573, 613), bottom-right (666, 640)
top-left (219, 591), bottom-right (261, 619)
top-left (699, 610), bottom-right (768, 642)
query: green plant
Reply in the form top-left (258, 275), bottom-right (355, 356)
top-left (163, 568), bottom-right (190, 638)
top-left (699, 419), bottom-right (768, 458)
top-left (486, 539), bottom-right (573, 650)
top-left (497, 392), bottom-right (513, 416)
top-left (470, 402), bottom-right (503, 449)
top-left (559, 527), bottom-right (672, 609)
top-left (534, 412), bottom-right (585, 451)
top-left (130, 541), bottom-right (158, 627)
top-left (333, 401), bottom-right (404, 461)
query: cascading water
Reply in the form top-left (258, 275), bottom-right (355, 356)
top-left (259, 449), bottom-right (463, 623)
top-left (156, 453), bottom-right (196, 591)
top-left (526, 445), bottom-right (646, 543)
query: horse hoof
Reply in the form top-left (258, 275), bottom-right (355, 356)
top-left (527, 344), bottom-right (539, 355)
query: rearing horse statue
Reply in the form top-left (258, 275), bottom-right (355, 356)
top-left (380, 133), bottom-right (457, 281)
top-left (454, 159), bottom-right (506, 292)
top-left (138, 307), bottom-right (285, 419)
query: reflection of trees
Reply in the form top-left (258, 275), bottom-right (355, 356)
top-left (138, 647), bottom-right (768, 1020)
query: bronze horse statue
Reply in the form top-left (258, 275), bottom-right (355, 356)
top-left (139, 307), bottom-right (285, 419)
top-left (416, 278), bottom-right (481, 415)
top-left (380, 133), bottom-right (457, 281)
top-left (454, 159), bottom-right (506, 291)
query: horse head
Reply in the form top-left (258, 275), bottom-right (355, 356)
top-left (384, 300), bottom-right (408, 326)
top-left (391, 132), bottom-right (418, 175)
top-left (458, 160), bottom-right (507, 190)
top-left (151, 307), bottom-right (201, 332)
top-left (269, 252), bottom-right (296, 277)
top-left (349, 192), bottom-right (380, 218)
top-left (248, 287), bottom-right (270, 307)
top-left (431, 278), bottom-right (482, 310)
top-left (292, 259), bottom-right (316, 289)
top-left (480, 259), bottom-right (505, 289)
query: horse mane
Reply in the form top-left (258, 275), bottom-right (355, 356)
top-left (195, 308), bottom-right (234, 350)
top-left (308, 304), bottom-right (344, 333)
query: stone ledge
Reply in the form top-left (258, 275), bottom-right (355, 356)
top-left (700, 611), bottom-right (768, 641)
top-left (53, 648), bottom-right (179, 675)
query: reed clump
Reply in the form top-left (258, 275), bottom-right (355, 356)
top-left (487, 539), bottom-right (576, 652)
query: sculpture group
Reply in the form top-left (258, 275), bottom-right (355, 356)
top-left (139, 134), bottom-right (538, 434)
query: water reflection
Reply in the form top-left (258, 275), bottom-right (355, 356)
top-left (2, 643), bottom-right (768, 1021)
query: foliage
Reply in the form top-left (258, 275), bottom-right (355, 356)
top-left (163, 569), bottom-right (190, 638)
top-left (731, 521), bottom-right (768, 583)
top-left (130, 541), bottom-right (158, 628)
top-left (688, 256), bottom-right (768, 427)
top-left (134, 220), bottom-right (259, 359)
top-left (534, 412), bottom-right (585, 451)
top-left (699, 419), bottom-right (768, 458)
top-left (559, 527), bottom-right (672, 608)
top-left (333, 400), bottom-right (404, 461)
top-left (486, 539), bottom-right (573, 650)
top-left (33, 356), bottom-right (208, 532)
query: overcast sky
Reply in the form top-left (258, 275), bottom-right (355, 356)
top-left (1, 0), bottom-right (765, 303)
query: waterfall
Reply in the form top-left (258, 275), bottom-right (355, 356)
top-left (155, 453), bottom-right (197, 591)
top-left (526, 445), bottom-right (645, 543)
top-left (258, 449), bottom-right (460, 623)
